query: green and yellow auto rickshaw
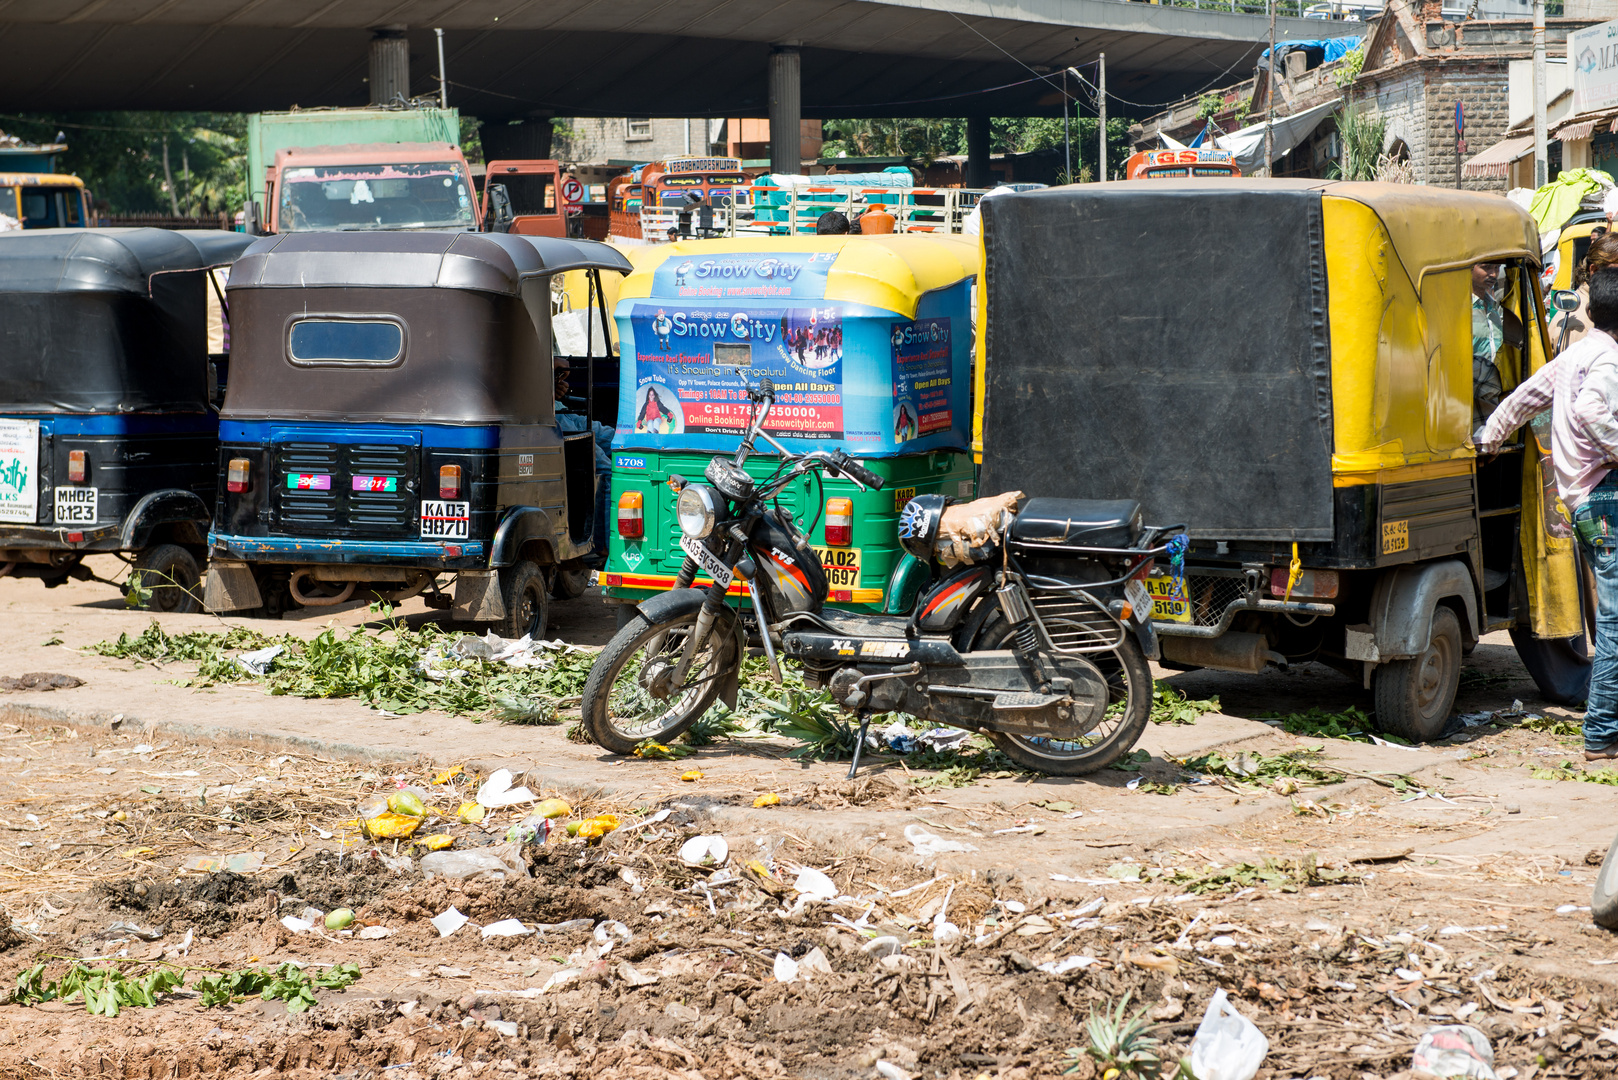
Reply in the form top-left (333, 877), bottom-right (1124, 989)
top-left (598, 234), bottom-right (980, 616)
top-left (976, 178), bottom-right (1587, 742)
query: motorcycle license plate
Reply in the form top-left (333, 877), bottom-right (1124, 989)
top-left (811, 545), bottom-right (861, 589)
top-left (680, 534), bottom-right (734, 590)
top-left (1145, 574), bottom-right (1191, 623)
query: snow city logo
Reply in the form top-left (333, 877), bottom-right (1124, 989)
top-left (1580, 46), bottom-right (1599, 75)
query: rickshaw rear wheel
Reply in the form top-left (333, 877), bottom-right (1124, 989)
top-left (130, 544), bottom-right (202, 614)
top-left (497, 560), bottom-right (549, 640)
top-left (551, 568), bottom-right (590, 602)
top-left (1373, 605), bottom-right (1461, 743)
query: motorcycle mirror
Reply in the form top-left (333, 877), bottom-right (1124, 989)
top-left (1553, 289), bottom-right (1581, 313)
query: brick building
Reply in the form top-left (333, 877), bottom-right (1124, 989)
top-left (1353, 0), bottom-right (1596, 190)
top-left (551, 117), bottom-right (724, 165)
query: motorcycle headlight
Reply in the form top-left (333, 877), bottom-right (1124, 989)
top-left (676, 484), bottom-right (718, 539)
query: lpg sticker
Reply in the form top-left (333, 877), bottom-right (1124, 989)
top-left (517, 453), bottom-right (534, 478)
top-left (859, 641), bottom-right (910, 658)
top-left (1382, 519), bottom-right (1409, 555)
top-left (54, 486), bottom-right (97, 524)
top-left (621, 548), bottom-right (644, 569)
top-left (420, 500), bottom-right (470, 539)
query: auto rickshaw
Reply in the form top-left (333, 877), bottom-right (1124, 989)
top-left (976, 179), bottom-right (1588, 742)
top-left (0, 228), bottom-right (254, 610)
top-left (202, 231), bottom-right (632, 637)
top-left (597, 234), bottom-right (980, 617)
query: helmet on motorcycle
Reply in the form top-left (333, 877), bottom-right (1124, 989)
top-left (896, 494), bottom-right (951, 561)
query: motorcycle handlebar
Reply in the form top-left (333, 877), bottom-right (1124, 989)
top-left (830, 451), bottom-right (884, 490)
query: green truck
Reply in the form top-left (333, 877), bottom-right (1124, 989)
top-left (245, 108), bottom-right (478, 234)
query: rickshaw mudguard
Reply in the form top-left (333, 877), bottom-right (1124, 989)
top-left (633, 588), bottom-right (746, 710)
top-left (1365, 561), bottom-right (1478, 661)
top-left (119, 490), bottom-right (211, 551)
top-left (489, 506), bottom-right (574, 568)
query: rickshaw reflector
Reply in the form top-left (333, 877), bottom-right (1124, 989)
top-left (67, 451), bottom-right (87, 484)
top-left (825, 497), bottom-right (853, 546)
top-left (831, 588), bottom-right (852, 602)
top-left (618, 491), bottom-right (644, 539)
top-left (227, 458), bottom-right (252, 493)
top-left (438, 464), bottom-right (462, 500)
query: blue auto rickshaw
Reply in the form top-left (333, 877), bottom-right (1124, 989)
top-left (202, 231), bottom-right (631, 637)
top-left (0, 228), bottom-right (254, 610)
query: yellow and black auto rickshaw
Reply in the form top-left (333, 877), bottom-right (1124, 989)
top-left (975, 179), bottom-right (1587, 742)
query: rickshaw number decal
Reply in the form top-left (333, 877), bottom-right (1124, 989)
top-left (1382, 520), bottom-right (1409, 555)
top-left (892, 487), bottom-right (917, 512)
top-left (1144, 575), bottom-right (1191, 624)
top-left (420, 500), bottom-right (470, 539)
top-left (811, 546), bottom-right (862, 588)
top-left (53, 486), bottom-right (97, 524)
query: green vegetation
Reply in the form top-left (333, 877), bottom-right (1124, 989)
top-left (1150, 682), bottom-right (1218, 725)
top-left (1073, 994), bottom-right (1161, 1078)
top-left (1531, 762), bottom-right (1618, 785)
top-left (1258, 705), bottom-right (1396, 743)
top-left (820, 117), bottom-right (1134, 180)
top-left (13, 959), bottom-right (360, 1016)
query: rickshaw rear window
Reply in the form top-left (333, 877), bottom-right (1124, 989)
top-left (288, 319), bottom-right (404, 365)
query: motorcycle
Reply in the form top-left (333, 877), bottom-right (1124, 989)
top-left (580, 379), bottom-right (1186, 777)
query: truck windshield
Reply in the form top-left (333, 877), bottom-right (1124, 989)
top-left (279, 162), bottom-right (475, 231)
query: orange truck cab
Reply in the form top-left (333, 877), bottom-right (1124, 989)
top-left (479, 159), bottom-right (566, 237)
top-left (263, 142), bottom-right (480, 234)
top-left (1125, 148), bottom-right (1241, 180)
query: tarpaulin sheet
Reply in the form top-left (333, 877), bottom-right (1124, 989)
top-left (979, 183), bottom-right (1334, 541)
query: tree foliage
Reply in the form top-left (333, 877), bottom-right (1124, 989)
top-left (821, 116), bottom-right (1134, 181)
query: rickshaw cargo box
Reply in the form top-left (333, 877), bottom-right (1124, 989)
top-left (978, 182), bottom-right (1334, 542)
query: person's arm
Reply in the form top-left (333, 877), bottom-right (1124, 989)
top-left (1477, 357), bottom-right (1557, 453)
top-left (1572, 355), bottom-right (1618, 462)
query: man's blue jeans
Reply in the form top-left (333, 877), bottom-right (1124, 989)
top-left (1576, 474), bottom-right (1618, 751)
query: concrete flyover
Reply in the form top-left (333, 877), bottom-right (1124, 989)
top-left (0, 0), bottom-right (1359, 173)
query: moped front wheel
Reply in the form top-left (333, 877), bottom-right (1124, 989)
top-left (581, 610), bottom-right (732, 755)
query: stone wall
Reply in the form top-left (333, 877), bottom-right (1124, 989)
top-left (1421, 61), bottom-right (1512, 190)
top-left (552, 117), bottom-right (712, 164)
top-left (1360, 67), bottom-right (1430, 178)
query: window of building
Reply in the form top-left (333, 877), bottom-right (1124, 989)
top-left (626, 118), bottom-right (653, 141)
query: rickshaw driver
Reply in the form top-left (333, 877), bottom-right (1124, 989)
top-left (553, 357), bottom-right (613, 554)
top-left (1478, 268), bottom-right (1618, 760)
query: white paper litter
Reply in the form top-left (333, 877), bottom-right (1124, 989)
top-left (421, 632), bottom-right (580, 680)
top-left (797, 946), bottom-right (834, 979)
top-left (594, 920), bottom-right (633, 955)
top-left (541, 968), bottom-right (581, 993)
top-left (279, 915), bottom-right (312, 934)
top-left (1038, 955), bottom-right (1098, 975)
top-left (793, 866), bottom-right (838, 901)
top-left (904, 823), bottom-right (977, 857)
top-left (486, 1020), bottom-right (518, 1037)
top-left (237, 644), bottom-right (284, 675)
top-left (358, 925), bottom-right (395, 939)
top-left (475, 768), bottom-right (536, 808)
top-left (481, 919), bottom-right (531, 939)
top-left (431, 906), bottom-right (469, 938)
top-left (773, 952), bottom-right (799, 983)
top-left (679, 835), bottom-right (729, 867)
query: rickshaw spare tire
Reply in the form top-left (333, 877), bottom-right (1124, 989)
top-left (1509, 627), bottom-right (1591, 706)
top-left (498, 560), bottom-right (549, 640)
top-left (130, 545), bottom-right (202, 615)
top-left (1373, 605), bottom-right (1462, 743)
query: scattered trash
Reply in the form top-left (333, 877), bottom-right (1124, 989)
top-left (358, 926), bottom-right (394, 940)
top-left (106, 921), bottom-right (163, 942)
top-left (680, 770), bottom-right (704, 782)
top-left (903, 823), bottom-right (977, 858)
top-left (540, 968), bottom-right (581, 993)
top-left (617, 962), bottom-right (658, 986)
top-left (572, 814), bottom-right (621, 841)
top-left (1189, 989), bottom-right (1269, 1080)
top-left (1411, 1025), bottom-right (1499, 1079)
top-left (793, 866), bottom-right (838, 902)
top-left (594, 920), bottom-right (633, 954)
top-left (773, 952), bottom-right (799, 983)
top-left (875, 1060), bottom-right (913, 1080)
top-left (431, 765), bottom-right (463, 785)
top-left (753, 793), bottom-right (781, 808)
top-left (878, 717), bottom-right (971, 755)
top-left (422, 834), bottom-right (455, 851)
top-left (431, 906), bottom-right (469, 938)
top-left (476, 769), bottom-right (537, 808)
top-left (798, 947), bottom-right (834, 979)
top-left (420, 846), bottom-right (527, 882)
top-left (324, 909), bottom-right (355, 931)
top-left (280, 914), bottom-right (314, 934)
top-left (456, 801), bottom-right (486, 824)
top-left (486, 1019), bottom-right (518, 1037)
top-left (481, 919), bottom-right (531, 939)
top-left (181, 852), bottom-right (265, 874)
top-left (1038, 955), bottom-right (1097, 975)
top-left (861, 936), bottom-right (903, 958)
top-left (235, 645), bottom-right (283, 676)
top-left (364, 813), bottom-right (421, 840)
top-left (679, 835), bottom-right (729, 868)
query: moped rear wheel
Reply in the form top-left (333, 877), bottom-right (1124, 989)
top-left (973, 613), bottom-right (1153, 775)
top-left (581, 610), bottom-right (732, 755)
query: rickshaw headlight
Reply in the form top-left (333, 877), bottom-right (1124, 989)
top-left (676, 485), bottom-right (717, 540)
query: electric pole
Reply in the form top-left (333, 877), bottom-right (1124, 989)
top-left (1265, 0), bottom-right (1277, 175)
top-left (1533, 0), bottom-right (1548, 188)
top-left (1098, 52), bottom-right (1108, 181)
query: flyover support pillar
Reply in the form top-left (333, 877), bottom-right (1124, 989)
top-left (966, 115), bottom-right (991, 188)
top-left (370, 26), bottom-right (409, 106)
top-left (769, 45), bottom-right (801, 176)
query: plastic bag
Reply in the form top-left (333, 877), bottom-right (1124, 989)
top-left (420, 844), bottom-right (527, 882)
top-left (1189, 989), bottom-right (1269, 1080)
top-left (1411, 1025), bottom-right (1498, 1080)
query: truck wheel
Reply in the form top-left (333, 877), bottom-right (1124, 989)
top-left (498, 560), bottom-right (549, 640)
top-left (1374, 605), bottom-right (1462, 742)
top-left (130, 545), bottom-right (202, 614)
top-left (552, 568), bottom-right (590, 601)
top-left (1510, 627), bottom-right (1591, 705)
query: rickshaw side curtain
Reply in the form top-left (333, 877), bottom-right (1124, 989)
top-left (978, 185), bottom-right (1335, 541)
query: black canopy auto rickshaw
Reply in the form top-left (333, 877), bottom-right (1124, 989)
top-left (977, 179), bottom-right (1587, 742)
top-left (0, 227), bottom-right (254, 610)
top-left (203, 231), bottom-right (631, 638)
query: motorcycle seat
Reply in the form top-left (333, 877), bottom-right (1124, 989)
top-left (793, 608), bottom-right (910, 639)
top-left (1009, 497), bottom-right (1143, 548)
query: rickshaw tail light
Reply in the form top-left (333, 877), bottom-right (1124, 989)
top-left (226, 458), bottom-right (252, 493)
top-left (825, 497), bottom-right (853, 546)
top-left (617, 491), bottom-right (644, 539)
top-left (1269, 567), bottom-right (1339, 599)
top-left (67, 451), bottom-right (87, 484)
top-left (438, 464), bottom-right (462, 500)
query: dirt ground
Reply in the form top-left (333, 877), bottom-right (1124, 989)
top-left (0, 562), bottom-right (1616, 1079)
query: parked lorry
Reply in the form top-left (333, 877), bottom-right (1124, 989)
top-left (245, 108), bottom-right (479, 234)
top-left (0, 137), bottom-right (92, 230)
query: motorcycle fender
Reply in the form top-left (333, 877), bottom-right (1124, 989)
top-left (635, 588), bottom-right (710, 623)
top-left (634, 589), bottom-right (744, 706)
top-left (1133, 618), bottom-right (1160, 661)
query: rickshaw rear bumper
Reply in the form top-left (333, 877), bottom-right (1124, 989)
top-left (207, 533), bottom-right (488, 570)
top-left (0, 524), bottom-right (124, 555)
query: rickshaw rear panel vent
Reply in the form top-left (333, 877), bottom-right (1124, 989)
top-left (273, 441), bottom-right (415, 536)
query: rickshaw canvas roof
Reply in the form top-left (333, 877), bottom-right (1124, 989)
top-left (613, 234), bottom-right (978, 318)
top-left (229, 232), bottom-right (632, 295)
top-left (0, 227), bottom-right (254, 295)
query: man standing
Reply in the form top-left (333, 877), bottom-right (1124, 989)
top-left (1478, 268), bottom-right (1618, 760)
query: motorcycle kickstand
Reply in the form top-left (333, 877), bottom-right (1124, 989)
top-left (847, 715), bottom-right (872, 780)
